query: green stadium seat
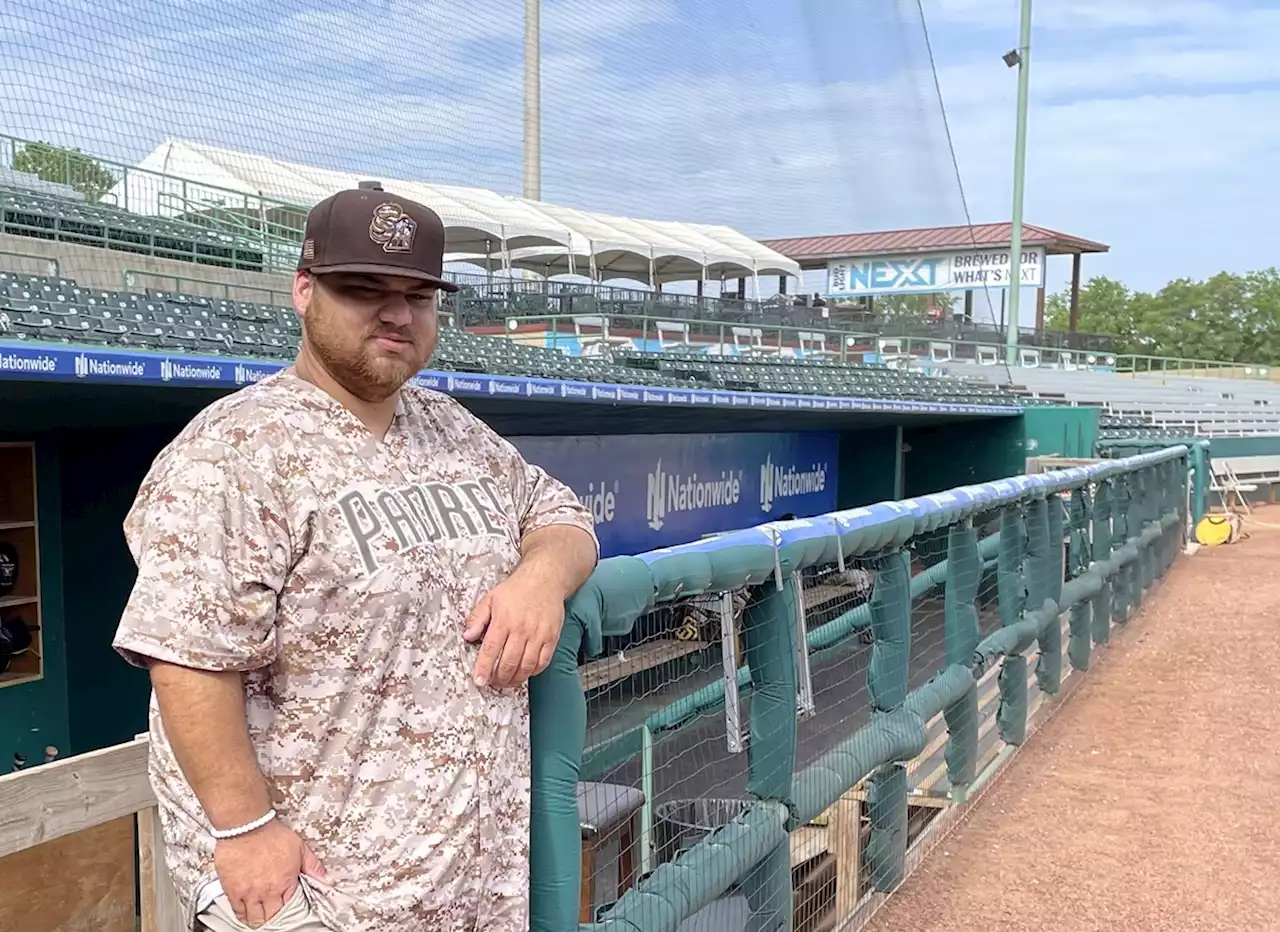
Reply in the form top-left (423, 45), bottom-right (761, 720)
top-left (0, 266), bottom-right (1028, 406)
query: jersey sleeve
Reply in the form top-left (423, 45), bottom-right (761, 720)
top-left (512, 454), bottom-right (599, 557)
top-left (112, 435), bottom-right (291, 672)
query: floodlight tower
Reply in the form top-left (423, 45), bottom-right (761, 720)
top-left (523, 0), bottom-right (541, 201)
top-left (1004, 0), bottom-right (1033, 366)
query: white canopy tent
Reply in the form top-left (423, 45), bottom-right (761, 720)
top-left (112, 138), bottom-right (801, 286)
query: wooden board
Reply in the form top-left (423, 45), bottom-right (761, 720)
top-left (138, 807), bottom-right (183, 932)
top-left (0, 814), bottom-right (136, 932)
top-left (0, 737), bottom-right (153, 857)
top-left (578, 638), bottom-right (708, 692)
top-left (800, 583), bottom-right (857, 611)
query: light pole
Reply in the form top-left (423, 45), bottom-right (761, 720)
top-left (523, 0), bottom-right (541, 201)
top-left (1004, 0), bottom-right (1032, 366)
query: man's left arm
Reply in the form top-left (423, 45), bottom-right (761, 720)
top-left (465, 452), bottom-right (599, 689)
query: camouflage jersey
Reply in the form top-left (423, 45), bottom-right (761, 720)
top-left (111, 369), bottom-right (598, 932)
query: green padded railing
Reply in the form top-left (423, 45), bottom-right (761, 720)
top-left (527, 444), bottom-right (1196, 932)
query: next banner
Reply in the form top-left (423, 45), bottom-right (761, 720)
top-left (826, 245), bottom-right (1046, 297)
top-left (510, 432), bottom-right (840, 557)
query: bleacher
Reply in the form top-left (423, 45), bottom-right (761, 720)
top-left (1, 184), bottom-right (268, 272)
top-left (0, 268), bottom-right (1025, 406)
top-left (945, 361), bottom-right (1280, 438)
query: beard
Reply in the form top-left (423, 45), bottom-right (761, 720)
top-left (302, 295), bottom-right (431, 403)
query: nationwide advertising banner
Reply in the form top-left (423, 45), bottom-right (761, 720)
top-left (509, 432), bottom-right (840, 557)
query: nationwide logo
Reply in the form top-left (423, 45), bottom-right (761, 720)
top-left (618, 388), bottom-right (641, 403)
top-left (526, 382), bottom-right (556, 397)
top-left (233, 364), bottom-right (271, 385)
top-left (560, 384), bottom-right (588, 399)
top-left (642, 390), bottom-right (667, 403)
top-left (668, 392), bottom-right (690, 404)
top-left (160, 359), bottom-right (222, 382)
top-left (447, 376), bottom-right (483, 393)
top-left (578, 479), bottom-right (619, 526)
top-left (759, 453), bottom-right (828, 514)
top-left (489, 380), bottom-right (523, 396)
top-left (75, 353), bottom-right (145, 380)
top-left (645, 459), bottom-right (742, 531)
top-left (0, 352), bottom-right (56, 374)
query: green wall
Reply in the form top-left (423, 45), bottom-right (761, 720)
top-left (1021, 405), bottom-right (1099, 460)
top-left (836, 426), bottom-right (900, 508)
top-left (1196, 435), bottom-right (1280, 458)
top-left (60, 428), bottom-right (178, 754)
top-left (0, 428), bottom-right (183, 765)
top-left (0, 442), bottom-right (70, 768)
top-left (902, 417), bottom-right (1026, 498)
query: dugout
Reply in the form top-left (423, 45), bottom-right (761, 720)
top-left (0, 370), bottom-right (1094, 770)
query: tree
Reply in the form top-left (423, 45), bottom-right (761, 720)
top-left (875, 292), bottom-right (954, 319)
top-left (12, 141), bottom-right (117, 203)
top-left (1044, 268), bottom-right (1280, 364)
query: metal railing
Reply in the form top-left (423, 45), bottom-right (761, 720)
top-left (1, 133), bottom-right (306, 270)
top-left (1115, 353), bottom-right (1275, 380)
top-left (120, 268), bottom-right (292, 307)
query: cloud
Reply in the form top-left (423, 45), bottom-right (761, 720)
top-left (918, 0), bottom-right (1280, 301)
top-left (927, 0), bottom-right (1252, 31)
top-left (1, 0), bottom-right (969, 247)
top-left (2, 0), bottom-right (1272, 305)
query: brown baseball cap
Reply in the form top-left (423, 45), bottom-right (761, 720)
top-left (297, 181), bottom-right (459, 292)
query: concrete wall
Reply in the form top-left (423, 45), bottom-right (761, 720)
top-left (0, 232), bottom-right (294, 303)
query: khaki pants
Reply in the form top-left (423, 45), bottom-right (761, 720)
top-left (197, 885), bottom-right (332, 932)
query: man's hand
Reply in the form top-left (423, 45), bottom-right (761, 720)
top-left (463, 573), bottom-right (565, 689)
top-left (213, 819), bottom-right (327, 928)
top-left (464, 523), bottom-right (596, 690)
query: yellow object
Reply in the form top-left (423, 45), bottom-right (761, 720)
top-left (1195, 514), bottom-right (1236, 546)
top-left (675, 618), bottom-right (700, 641)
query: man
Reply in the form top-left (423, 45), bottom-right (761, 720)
top-left (112, 181), bottom-right (599, 932)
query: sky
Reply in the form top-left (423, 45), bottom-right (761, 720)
top-left (1, 0), bottom-right (1276, 315)
top-left (924, 0), bottom-right (1280, 298)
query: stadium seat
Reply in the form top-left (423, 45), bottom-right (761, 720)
top-left (0, 267), bottom-right (1031, 406)
top-left (0, 185), bottom-right (267, 272)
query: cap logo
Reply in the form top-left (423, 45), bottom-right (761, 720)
top-left (368, 202), bottom-right (417, 253)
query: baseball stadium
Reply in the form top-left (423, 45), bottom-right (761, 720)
top-left (2, 2), bottom-right (1277, 932)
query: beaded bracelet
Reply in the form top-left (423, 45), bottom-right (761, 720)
top-left (209, 809), bottom-right (278, 840)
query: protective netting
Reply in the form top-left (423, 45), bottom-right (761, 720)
top-left (575, 501), bottom-right (1063, 929)
top-left (0, 0), bottom-right (1003, 357)
top-left (567, 449), bottom-right (1199, 932)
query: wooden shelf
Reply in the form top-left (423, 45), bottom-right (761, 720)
top-left (579, 638), bottom-right (710, 692)
top-left (0, 442), bottom-right (42, 688)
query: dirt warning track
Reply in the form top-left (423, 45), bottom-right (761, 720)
top-left (863, 519), bottom-right (1280, 932)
